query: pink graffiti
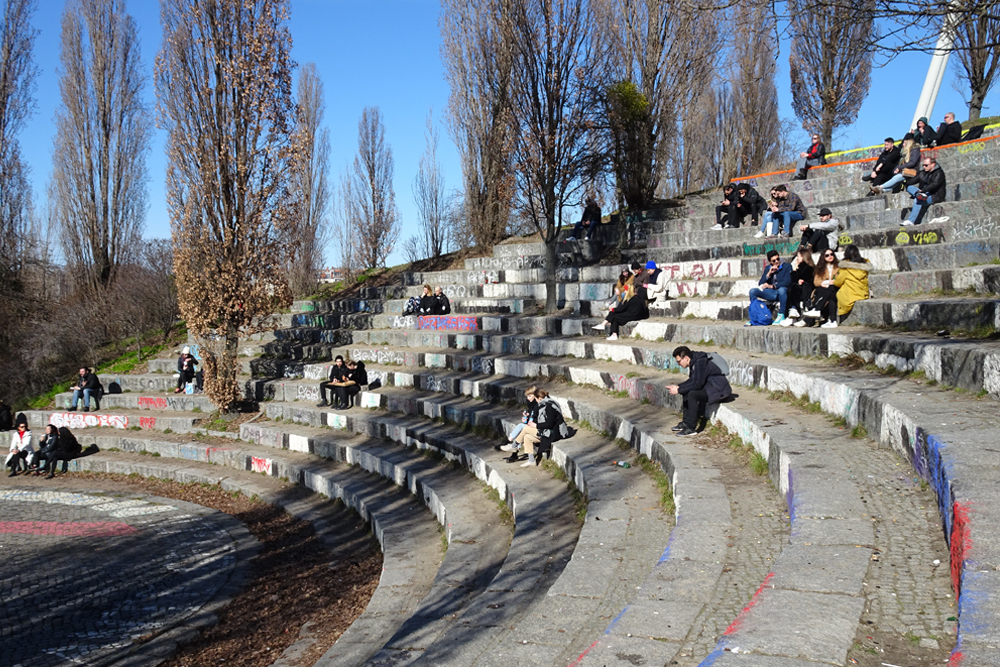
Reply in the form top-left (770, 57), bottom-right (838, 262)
top-left (139, 416), bottom-right (156, 429)
top-left (417, 315), bottom-right (477, 331)
top-left (251, 456), bottom-right (272, 475)
top-left (50, 412), bottom-right (128, 429)
top-left (137, 396), bottom-right (168, 410)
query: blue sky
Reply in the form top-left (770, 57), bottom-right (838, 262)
top-left (18, 0), bottom-right (990, 266)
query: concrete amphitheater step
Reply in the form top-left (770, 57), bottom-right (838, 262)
top-left (257, 349), bottom-right (958, 665)
top-left (58, 434), bottom-right (446, 667)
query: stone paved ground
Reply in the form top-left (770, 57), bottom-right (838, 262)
top-left (0, 487), bottom-right (249, 667)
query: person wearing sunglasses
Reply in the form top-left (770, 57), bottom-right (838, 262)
top-left (793, 133), bottom-right (826, 180)
top-left (902, 157), bottom-right (946, 226)
top-left (749, 250), bottom-right (792, 325)
top-left (802, 249), bottom-right (840, 327)
top-left (6, 417), bottom-right (33, 477)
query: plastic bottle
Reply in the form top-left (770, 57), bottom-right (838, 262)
top-left (614, 460), bottom-right (631, 468)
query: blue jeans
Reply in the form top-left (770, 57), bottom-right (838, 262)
top-left (780, 211), bottom-right (804, 235)
top-left (762, 212), bottom-right (779, 236)
top-left (72, 388), bottom-right (93, 409)
top-left (880, 173), bottom-right (905, 191)
top-left (750, 286), bottom-right (788, 316)
top-left (509, 423), bottom-right (526, 441)
top-left (906, 185), bottom-right (934, 224)
top-left (571, 220), bottom-right (594, 239)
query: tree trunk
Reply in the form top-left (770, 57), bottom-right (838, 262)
top-left (969, 92), bottom-right (984, 122)
top-left (544, 238), bottom-right (558, 314)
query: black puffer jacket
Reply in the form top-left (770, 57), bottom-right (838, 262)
top-left (915, 166), bottom-right (947, 198)
top-left (677, 351), bottom-right (733, 404)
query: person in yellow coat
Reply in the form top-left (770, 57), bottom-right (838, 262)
top-left (834, 245), bottom-right (873, 320)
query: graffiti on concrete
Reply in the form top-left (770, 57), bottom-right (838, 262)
top-left (468, 271), bottom-right (500, 284)
top-left (951, 218), bottom-right (1000, 240)
top-left (350, 348), bottom-right (406, 365)
top-left (138, 397), bottom-right (168, 410)
top-left (50, 412), bottom-right (129, 429)
top-left (251, 456), bottom-right (273, 475)
top-left (467, 255), bottom-right (545, 271)
top-left (297, 385), bottom-right (320, 402)
top-left (418, 315), bottom-right (477, 331)
top-left (140, 417), bottom-right (156, 430)
top-left (743, 240), bottom-right (800, 257)
top-left (958, 142), bottom-right (985, 154)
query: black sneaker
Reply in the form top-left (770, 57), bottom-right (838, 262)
top-left (671, 422), bottom-right (685, 431)
top-left (316, 401), bottom-right (328, 408)
top-left (675, 426), bottom-right (698, 436)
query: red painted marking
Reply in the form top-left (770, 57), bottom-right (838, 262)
top-left (951, 501), bottom-right (972, 601)
top-left (723, 571), bottom-right (775, 635)
top-left (140, 416), bottom-right (157, 429)
top-left (948, 651), bottom-right (964, 666)
top-left (566, 639), bottom-right (601, 667)
top-left (0, 521), bottom-right (139, 537)
top-left (138, 396), bottom-right (168, 410)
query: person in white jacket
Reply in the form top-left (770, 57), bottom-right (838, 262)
top-left (7, 419), bottom-right (33, 477)
top-left (641, 261), bottom-right (669, 305)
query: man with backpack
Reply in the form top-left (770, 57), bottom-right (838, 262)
top-left (667, 346), bottom-right (733, 436)
top-left (748, 250), bottom-right (792, 325)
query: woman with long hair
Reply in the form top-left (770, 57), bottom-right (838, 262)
top-left (834, 245), bottom-right (873, 320)
top-left (802, 249), bottom-right (840, 328)
top-left (872, 134), bottom-right (920, 195)
top-left (783, 248), bottom-right (816, 327)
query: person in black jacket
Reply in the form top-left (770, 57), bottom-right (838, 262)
top-left (934, 112), bottom-right (962, 147)
top-left (569, 198), bottom-right (602, 241)
top-left (735, 183), bottom-right (766, 227)
top-left (713, 184), bottom-right (738, 230)
top-left (914, 117), bottom-right (936, 146)
top-left (862, 138), bottom-right (901, 187)
top-left (903, 156), bottom-right (946, 226)
top-left (871, 134), bottom-right (919, 195)
top-left (317, 355), bottom-right (346, 407)
top-left (418, 285), bottom-right (436, 315)
top-left (793, 134), bottom-right (826, 180)
top-left (335, 360), bottom-right (367, 409)
top-left (0, 399), bottom-right (11, 431)
top-left (667, 346), bottom-right (732, 436)
top-left (433, 286), bottom-right (451, 315)
top-left (37, 426), bottom-right (82, 478)
top-left (176, 347), bottom-right (198, 393)
top-left (69, 367), bottom-right (101, 412)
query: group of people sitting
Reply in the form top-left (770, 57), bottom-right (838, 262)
top-left (316, 355), bottom-right (368, 409)
top-left (495, 385), bottom-right (571, 467)
top-left (6, 415), bottom-right (87, 479)
top-left (405, 285), bottom-right (452, 316)
top-left (748, 245), bottom-right (872, 328)
top-left (591, 260), bottom-right (669, 340)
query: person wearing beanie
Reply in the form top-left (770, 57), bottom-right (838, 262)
top-left (914, 117), bottom-right (935, 146)
top-left (871, 134), bottom-right (921, 195)
top-left (642, 260), bottom-right (669, 305)
top-left (861, 137), bottom-right (900, 189)
top-left (799, 207), bottom-right (840, 253)
top-left (176, 347), bottom-right (199, 393)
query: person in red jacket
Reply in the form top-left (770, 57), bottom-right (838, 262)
top-left (793, 133), bottom-right (826, 180)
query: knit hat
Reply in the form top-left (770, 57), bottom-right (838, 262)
top-left (903, 132), bottom-right (915, 141)
top-left (819, 208), bottom-right (832, 216)
top-left (182, 346), bottom-right (190, 355)
top-left (630, 261), bottom-right (642, 271)
top-left (645, 260), bottom-right (657, 270)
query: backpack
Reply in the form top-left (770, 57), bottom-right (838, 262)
top-left (707, 352), bottom-right (730, 376)
top-left (748, 299), bottom-right (773, 326)
top-left (538, 399), bottom-right (574, 442)
top-left (403, 296), bottom-right (420, 316)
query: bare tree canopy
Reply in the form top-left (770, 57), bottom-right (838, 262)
top-left (287, 62), bottom-right (331, 297)
top-left (413, 111), bottom-right (448, 259)
top-left (789, 0), bottom-right (875, 147)
top-left (441, 0), bottom-right (514, 250)
top-left (951, 0), bottom-right (1000, 121)
top-left (0, 0), bottom-right (38, 290)
top-left (52, 0), bottom-right (150, 293)
top-left (342, 106), bottom-right (400, 271)
top-left (156, 0), bottom-right (296, 411)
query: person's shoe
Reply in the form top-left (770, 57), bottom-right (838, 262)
top-left (787, 307), bottom-right (800, 318)
top-left (780, 317), bottom-right (795, 327)
top-left (861, 174), bottom-right (872, 182)
top-left (175, 388), bottom-right (183, 393)
top-left (7, 469), bottom-right (16, 477)
top-left (500, 444), bottom-right (519, 452)
top-left (82, 406), bottom-right (89, 413)
top-left (607, 333), bottom-right (618, 340)
top-left (711, 223), bottom-right (723, 230)
top-left (316, 400), bottom-right (328, 407)
top-left (821, 321), bottom-right (839, 328)
top-left (675, 426), bottom-right (698, 436)
top-left (803, 309), bottom-right (821, 318)
top-left (566, 236), bottom-right (576, 241)
top-left (773, 314), bottom-right (786, 325)
top-left (46, 471), bottom-right (55, 479)
top-left (753, 230), bottom-right (765, 238)
top-left (793, 319), bottom-right (807, 327)
top-left (520, 460), bottom-right (534, 467)
top-left (67, 406), bottom-right (77, 412)
top-left (871, 186), bottom-right (883, 195)
top-left (671, 422), bottom-right (685, 431)
top-left (591, 323), bottom-right (606, 330)
top-left (901, 220), bottom-right (915, 226)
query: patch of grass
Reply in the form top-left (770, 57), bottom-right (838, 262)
top-left (440, 525), bottom-right (449, 553)
top-left (128, 425), bottom-right (142, 431)
top-left (749, 451), bottom-right (768, 476)
top-left (191, 406), bottom-right (202, 414)
top-left (482, 485), bottom-right (514, 526)
top-left (162, 428), bottom-right (173, 434)
top-left (635, 454), bottom-right (675, 515)
top-left (640, 397), bottom-right (650, 405)
top-left (829, 415), bottom-right (847, 429)
top-left (611, 390), bottom-right (630, 399)
top-left (850, 424), bottom-right (869, 439)
top-left (625, 372), bottom-right (639, 378)
top-left (138, 450), bottom-right (161, 457)
top-left (977, 389), bottom-right (989, 398)
top-left (541, 459), bottom-right (587, 523)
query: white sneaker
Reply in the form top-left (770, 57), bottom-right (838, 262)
top-left (901, 220), bottom-right (914, 226)
top-left (773, 314), bottom-right (786, 325)
top-left (500, 444), bottom-right (519, 452)
top-left (821, 321), bottom-right (839, 328)
top-left (803, 309), bottom-right (821, 318)
top-left (754, 231), bottom-right (765, 238)
top-left (591, 323), bottom-right (606, 330)
top-left (567, 236), bottom-right (576, 241)
top-left (520, 460), bottom-right (534, 468)
top-left (780, 317), bottom-right (794, 327)
top-left (711, 224), bottom-right (723, 230)
top-left (793, 320), bottom-right (807, 327)
top-left (787, 308), bottom-right (800, 318)
top-left (607, 333), bottom-right (618, 340)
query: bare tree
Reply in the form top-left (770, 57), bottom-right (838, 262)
top-left (0, 0), bottom-right (38, 295)
top-left (413, 111), bottom-right (448, 258)
top-left (287, 62), bottom-right (331, 297)
top-left (441, 0), bottom-right (515, 250)
top-left (52, 0), bottom-right (151, 293)
top-left (343, 106), bottom-right (399, 271)
top-left (951, 1), bottom-right (1000, 121)
top-left (156, 0), bottom-right (296, 412)
top-left (788, 0), bottom-right (875, 148)
top-left (402, 235), bottom-right (421, 264)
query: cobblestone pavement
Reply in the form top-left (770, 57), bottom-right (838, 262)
top-left (0, 488), bottom-right (243, 667)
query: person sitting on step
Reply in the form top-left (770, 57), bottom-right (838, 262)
top-left (592, 275), bottom-right (649, 341)
top-left (418, 284), bottom-right (436, 315)
top-left (433, 286), bottom-right (451, 315)
top-left (782, 248), bottom-right (816, 327)
top-left (712, 184), bottom-right (738, 230)
top-left (871, 134), bottom-right (919, 195)
top-left (568, 197), bottom-right (602, 241)
top-left (6, 417), bottom-right (33, 477)
top-left (667, 346), bottom-right (732, 437)
top-left (499, 385), bottom-right (541, 463)
top-left (335, 360), bottom-right (367, 409)
top-left (773, 185), bottom-right (807, 237)
top-left (861, 138), bottom-right (900, 190)
top-left (69, 367), bottom-right (101, 412)
top-left (316, 355), bottom-right (346, 408)
top-left (799, 207), bottom-right (840, 253)
top-left (604, 266), bottom-right (634, 315)
top-left (913, 118), bottom-right (935, 146)
top-left (749, 250), bottom-right (792, 325)
top-left (793, 133), bottom-right (825, 180)
top-left (755, 192), bottom-right (781, 238)
top-left (641, 260), bottom-right (669, 306)
top-left (901, 156), bottom-right (946, 226)
top-left (833, 245), bottom-right (872, 322)
top-left (801, 249), bottom-right (840, 328)
top-left (934, 112), bottom-right (962, 147)
top-left (735, 182), bottom-right (766, 227)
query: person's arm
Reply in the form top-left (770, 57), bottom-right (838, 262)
top-left (774, 264), bottom-right (793, 289)
top-left (833, 268), bottom-right (849, 288)
top-left (676, 357), bottom-right (709, 394)
top-left (922, 170), bottom-right (946, 197)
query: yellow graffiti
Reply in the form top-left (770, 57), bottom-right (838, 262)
top-left (913, 231), bottom-right (939, 245)
top-left (896, 231), bottom-right (910, 245)
top-left (958, 142), bottom-right (986, 154)
top-left (839, 234), bottom-right (853, 245)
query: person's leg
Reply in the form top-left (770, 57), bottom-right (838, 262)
top-left (71, 389), bottom-right (81, 409)
top-left (82, 388), bottom-right (92, 410)
top-left (333, 386), bottom-right (346, 408)
top-left (515, 424), bottom-right (538, 456)
top-left (318, 382), bottom-right (329, 405)
top-left (508, 423), bottom-right (525, 442)
top-left (727, 204), bottom-right (743, 228)
top-left (682, 389), bottom-right (709, 429)
top-left (776, 287), bottom-right (788, 316)
top-left (879, 173), bottom-right (904, 191)
top-left (811, 231), bottom-right (830, 253)
top-left (908, 194), bottom-right (933, 225)
top-left (570, 220), bottom-right (584, 239)
top-left (783, 212), bottom-right (804, 236)
top-left (176, 373), bottom-right (186, 391)
top-left (715, 205), bottom-right (726, 226)
top-left (345, 386), bottom-right (360, 408)
top-left (795, 156), bottom-right (807, 178)
top-left (826, 289), bottom-right (840, 322)
top-left (749, 287), bottom-right (762, 302)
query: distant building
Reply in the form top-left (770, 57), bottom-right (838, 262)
top-left (317, 267), bottom-right (345, 283)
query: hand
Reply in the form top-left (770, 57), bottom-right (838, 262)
top-left (800, 151), bottom-right (809, 158)
top-left (528, 421), bottom-right (535, 427)
top-left (799, 224), bottom-right (808, 232)
top-left (643, 283), bottom-right (649, 288)
top-left (822, 280), bottom-right (831, 287)
top-left (667, 385), bottom-right (679, 395)
top-left (798, 279), bottom-right (804, 285)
